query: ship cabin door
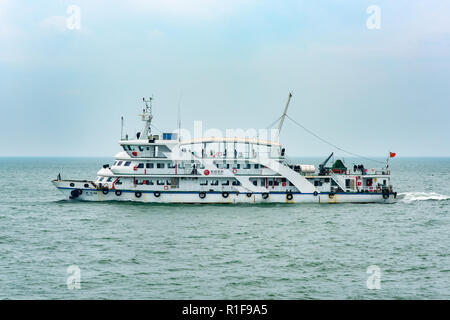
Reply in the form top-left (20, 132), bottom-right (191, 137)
top-left (345, 178), bottom-right (356, 192)
top-left (171, 178), bottom-right (179, 189)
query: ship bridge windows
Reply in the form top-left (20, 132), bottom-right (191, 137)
top-left (106, 177), bottom-right (114, 182)
top-left (117, 161), bottom-right (123, 166)
top-left (137, 163), bottom-right (144, 169)
top-left (146, 163), bottom-right (154, 169)
top-left (200, 180), bottom-right (208, 186)
top-left (115, 179), bottom-right (122, 185)
top-left (157, 163), bottom-right (165, 169)
top-left (124, 161), bottom-right (131, 166)
top-left (138, 146), bottom-right (144, 152)
top-left (254, 164), bottom-right (260, 169)
top-left (222, 180), bottom-right (230, 186)
top-left (123, 145), bottom-right (135, 151)
top-left (232, 180), bottom-right (241, 186)
top-left (314, 180), bottom-right (323, 187)
top-left (156, 180), bottom-right (165, 185)
top-left (210, 180), bottom-right (219, 186)
top-left (245, 163), bottom-right (251, 169)
top-left (168, 162), bottom-right (176, 169)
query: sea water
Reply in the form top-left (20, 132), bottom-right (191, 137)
top-left (0, 157), bottom-right (449, 299)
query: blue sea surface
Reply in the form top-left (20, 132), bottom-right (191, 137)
top-left (0, 157), bottom-right (449, 299)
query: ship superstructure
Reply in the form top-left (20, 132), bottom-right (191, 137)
top-left (52, 96), bottom-right (397, 203)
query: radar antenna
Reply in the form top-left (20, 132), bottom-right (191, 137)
top-left (139, 96), bottom-right (154, 140)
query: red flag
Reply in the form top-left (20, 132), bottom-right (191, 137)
top-left (389, 152), bottom-right (396, 158)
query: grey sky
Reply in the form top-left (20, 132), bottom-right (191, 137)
top-left (0, 0), bottom-right (449, 157)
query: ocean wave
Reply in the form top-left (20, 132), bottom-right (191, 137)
top-left (399, 192), bottom-right (450, 203)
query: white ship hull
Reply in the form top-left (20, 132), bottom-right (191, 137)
top-left (54, 184), bottom-right (396, 204)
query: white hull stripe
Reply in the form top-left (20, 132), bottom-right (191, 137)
top-left (57, 187), bottom-right (390, 196)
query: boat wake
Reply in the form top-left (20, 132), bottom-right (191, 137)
top-left (398, 192), bottom-right (450, 203)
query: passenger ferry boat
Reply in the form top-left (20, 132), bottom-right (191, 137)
top-left (52, 96), bottom-right (397, 204)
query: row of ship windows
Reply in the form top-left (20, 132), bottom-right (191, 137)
top-left (97, 176), bottom-right (294, 187)
top-left (123, 145), bottom-right (154, 152)
top-left (134, 179), bottom-right (243, 186)
top-left (113, 161), bottom-right (264, 170)
top-left (250, 178), bottom-right (294, 187)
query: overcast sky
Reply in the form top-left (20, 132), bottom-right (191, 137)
top-left (1, 0), bottom-right (449, 157)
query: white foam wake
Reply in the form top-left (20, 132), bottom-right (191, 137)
top-left (399, 192), bottom-right (450, 203)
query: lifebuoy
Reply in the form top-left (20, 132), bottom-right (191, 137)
top-left (154, 191), bottom-right (161, 197)
top-left (246, 192), bottom-right (252, 197)
top-left (222, 192), bottom-right (229, 198)
top-left (164, 185), bottom-right (169, 190)
top-left (204, 169), bottom-right (210, 176)
top-left (262, 192), bottom-right (269, 199)
top-left (199, 192), bottom-right (206, 199)
top-left (115, 190), bottom-right (122, 196)
top-left (313, 191), bottom-right (319, 196)
top-left (133, 166), bottom-right (138, 171)
top-left (286, 193), bottom-right (293, 200)
top-left (102, 188), bottom-right (109, 195)
top-left (232, 169), bottom-right (237, 174)
top-left (135, 191), bottom-right (142, 198)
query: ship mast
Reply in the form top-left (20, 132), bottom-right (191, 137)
top-left (140, 97), bottom-right (153, 140)
top-left (277, 92), bottom-right (293, 134)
